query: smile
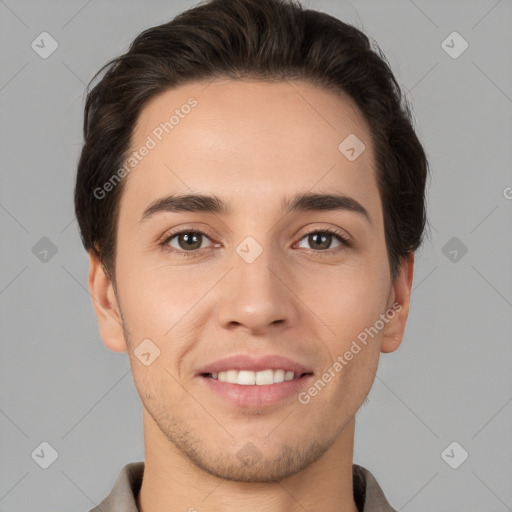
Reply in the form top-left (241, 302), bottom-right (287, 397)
top-left (205, 369), bottom-right (309, 385)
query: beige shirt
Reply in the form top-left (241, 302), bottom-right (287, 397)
top-left (89, 462), bottom-right (397, 512)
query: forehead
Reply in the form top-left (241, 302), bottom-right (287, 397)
top-left (122, 79), bottom-right (380, 221)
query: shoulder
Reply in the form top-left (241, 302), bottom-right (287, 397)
top-left (353, 464), bottom-right (398, 512)
top-left (88, 461), bottom-right (144, 512)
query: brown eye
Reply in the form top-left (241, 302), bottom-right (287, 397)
top-left (166, 231), bottom-right (211, 251)
top-left (308, 232), bottom-right (332, 250)
top-left (297, 229), bottom-right (348, 251)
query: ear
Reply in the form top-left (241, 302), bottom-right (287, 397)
top-left (381, 252), bottom-right (415, 354)
top-left (88, 250), bottom-right (128, 353)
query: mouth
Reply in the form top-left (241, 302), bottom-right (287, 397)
top-left (196, 354), bottom-right (315, 407)
top-left (201, 369), bottom-right (313, 385)
top-left (198, 369), bottom-right (315, 408)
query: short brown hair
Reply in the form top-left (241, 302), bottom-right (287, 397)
top-left (74, 0), bottom-right (429, 282)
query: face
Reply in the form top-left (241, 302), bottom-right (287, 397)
top-left (90, 79), bottom-right (412, 482)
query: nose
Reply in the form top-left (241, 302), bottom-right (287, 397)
top-left (215, 240), bottom-right (300, 336)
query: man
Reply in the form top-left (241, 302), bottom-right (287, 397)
top-left (75, 0), bottom-right (429, 510)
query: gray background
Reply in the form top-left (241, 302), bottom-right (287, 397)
top-left (1, 0), bottom-right (511, 510)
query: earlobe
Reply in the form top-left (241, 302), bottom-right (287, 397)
top-left (381, 252), bottom-right (414, 354)
top-left (88, 250), bottom-right (128, 353)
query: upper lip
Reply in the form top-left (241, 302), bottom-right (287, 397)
top-left (197, 354), bottom-right (313, 376)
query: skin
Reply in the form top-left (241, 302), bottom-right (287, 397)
top-left (88, 79), bottom-right (414, 512)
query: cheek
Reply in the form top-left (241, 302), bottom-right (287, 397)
top-left (335, 347), bottom-right (380, 414)
top-left (297, 261), bottom-right (389, 401)
top-left (116, 256), bottom-right (210, 335)
top-left (128, 360), bottom-right (178, 422)
top-left (300, 261), bottom-right (390, 336)
top-left (115, 259), bottom-right (219, 384)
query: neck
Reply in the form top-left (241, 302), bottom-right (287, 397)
top-left (137, 411), bottom-right (359, 512)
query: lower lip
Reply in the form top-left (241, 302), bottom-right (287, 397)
top-left (199, 374), bottom-right (314, 408)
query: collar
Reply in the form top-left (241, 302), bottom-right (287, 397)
top-left (90, 461), bottom-right (397, 512)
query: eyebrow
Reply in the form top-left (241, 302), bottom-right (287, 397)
top-left (140, 191), bottom-right (371, 224)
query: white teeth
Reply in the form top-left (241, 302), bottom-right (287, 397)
top-left (211, 369), bottom-right (299, 385)
top-left (255, 369), bottom-right (273, 385)
top-left (284, 371), bottom-right (294, 381)
top-left (273, 369), bottom-right (285, 383)
top-left (237, 370), bottom-right (255, 385)
top-left (226, 369), bottom-right (238, 382)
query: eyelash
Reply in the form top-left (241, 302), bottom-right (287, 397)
top-left (159, 226), bottom-right (352, 258)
